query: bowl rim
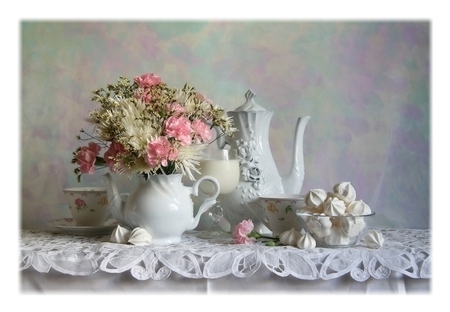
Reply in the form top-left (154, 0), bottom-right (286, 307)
top-left (63, 187), bottom-right (107, 193)
top-left (258, 194), bottom-right (305, 200)
top-left (295, 211), bottom-right (376, 218)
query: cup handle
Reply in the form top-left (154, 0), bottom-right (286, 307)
top-left (246, 201), bottom-right (271, 230)
top-left (191, 175), bottom-right (220, 217)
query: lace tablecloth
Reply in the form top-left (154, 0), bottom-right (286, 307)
top-left (19, 228), bottom-right (431, 282)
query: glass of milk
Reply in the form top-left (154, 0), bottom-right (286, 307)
top-left (197, 146), bottom-right (240, 239)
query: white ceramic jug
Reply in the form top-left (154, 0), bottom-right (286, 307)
top-left (103, 173), bottom-right (220, 244)
top-left (217, 90), bottom-right (310, 233)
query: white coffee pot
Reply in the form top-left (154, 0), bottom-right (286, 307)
top-left (217, 90), bottom-right (310, 233)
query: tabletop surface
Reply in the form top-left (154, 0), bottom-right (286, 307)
top-left (19, 228), bottom-right (431, 283)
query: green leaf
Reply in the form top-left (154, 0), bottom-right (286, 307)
top-left (248, 231), bottom-right (261, 239)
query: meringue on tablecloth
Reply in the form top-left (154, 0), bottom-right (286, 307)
top-left (364, 229), bottom-right (384, 248)
top-left (297, 232), bottom-right (316, 249)
top-left (110, 225), bottom-right (153, 246)
top-left (279, 228), bottom-right (301, 246)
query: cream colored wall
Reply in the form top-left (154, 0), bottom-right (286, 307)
top-left (21, 21), bottom-right (429, 229)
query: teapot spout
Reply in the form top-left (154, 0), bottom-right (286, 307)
top-left (282, 116), bottom-right (311, 194)
top-left (102, 173), bottom-right (128, 227)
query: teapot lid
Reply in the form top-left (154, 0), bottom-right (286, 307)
top-left (234, 90), bottom-right (266, 111)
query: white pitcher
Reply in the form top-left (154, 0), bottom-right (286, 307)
top-left (217, 90), bottom-right (310, 233)
top-left (103, 173), bottom-right (220, 244)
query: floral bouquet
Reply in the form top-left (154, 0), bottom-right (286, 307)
top-left (71, 73), bottom-right (236, 182)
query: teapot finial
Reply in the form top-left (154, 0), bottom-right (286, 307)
top-left (245, 89), bottom-right (256, 102)
top-left (235, 89), bottom-right (266, 112)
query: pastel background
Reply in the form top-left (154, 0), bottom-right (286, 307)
top-left (20, 21), bottom-right (429, 230)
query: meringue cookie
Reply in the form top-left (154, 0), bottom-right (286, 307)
top-left (322, 197), bottom-right (346, 216)
top-left (110, 225), bottom-right (131, 244)
top-left (364, 229), bottom-right (384, 248)
top-left (304, 189), bottom-right (327, 208)
top-left (324, 227), bottom-right (350, 246)
top-left (127, 227), bottom-right (153, 246)
top-left (296, 232), bottom-right (316, 249)
top-left (306, 215), bottom-right (332, 238)
top-left (298, 205), bottom-right (322, 214)
top-left (279, 228), bottom-right (301, 246)
top-left (346, 200), bottom-right (372, 215)
top-left (341, 216), bottom-right (366, 237)
top-left (332, 182), bottom-right (356, 203)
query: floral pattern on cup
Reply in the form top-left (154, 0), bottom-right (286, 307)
top-left (73, 196), bottom-right (108, 212)
top-left (249, 195), bottom-right (304, 237)
top-left (63, 187), bottom-right (109, 226)
top-left (267, 202), bottom-right (278, 213)
top-left (74, 198), bottom-right (87, 210)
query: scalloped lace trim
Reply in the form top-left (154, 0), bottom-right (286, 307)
top-left (19, 228), bottom-right (431, 281)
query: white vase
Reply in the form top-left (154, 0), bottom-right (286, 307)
top-left (103, 173), bottom-right (220, 244)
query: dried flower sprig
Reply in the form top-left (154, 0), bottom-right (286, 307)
top-left (72, 73), bottom-right (236, 182)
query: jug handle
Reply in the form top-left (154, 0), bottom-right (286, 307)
top-left (187, 175), bottom-right (220, 230)
top-left (246, 201), bottom-right (271, 230)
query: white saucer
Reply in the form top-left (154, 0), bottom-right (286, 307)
top-left (47, 218), bottom-right (118, 236)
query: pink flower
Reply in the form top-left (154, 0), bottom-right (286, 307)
top-left (191, 119), bottom-right (212, 143)
top-left (134, 73), bottom-right (161, 88)
top-left (195, 92), bottom-right (213, 103)
top-left (76, 142), bottom-right (101, 174)
top-left (164, 116), bottom-right (192, 146)
top-left (232, 219), bottom-right (256, 245)
top-left (135, 89), bottom-right (153, 103)
top-left (146, 136), bottom-right (178, 167)
top-left (104, 141), bottom-right (126, 171)
top-left (166, 103), bottom-right (185, 116)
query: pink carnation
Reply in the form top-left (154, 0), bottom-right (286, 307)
top-left (146, 136), bottom-right (178, 167)
top-left (232, 219), bottom-right (256, 245)
top-left (164, 116), bottom-right (192, 146)
top-left (76, 142), bottom-right (101, 174)
top-left (191, 119), bottom-right (212, 143)
top-left (103, 141), bottom-right (125, 171)
top-left (134, 73), bottom-right (161, 88)
top-left (195, 92), bottom-right (213, 103)
top-left (136, 89), bottom-right (152, 103)
top-left (166, 103), bottom-right (185, 116)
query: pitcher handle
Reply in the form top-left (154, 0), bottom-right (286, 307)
top-left (188, 176), bottom-right (220, 230)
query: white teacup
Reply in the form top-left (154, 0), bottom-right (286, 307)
top-left (247, 194), bottom-right (304, 237)
top-left (63, 187), bottom-right (110, 226)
